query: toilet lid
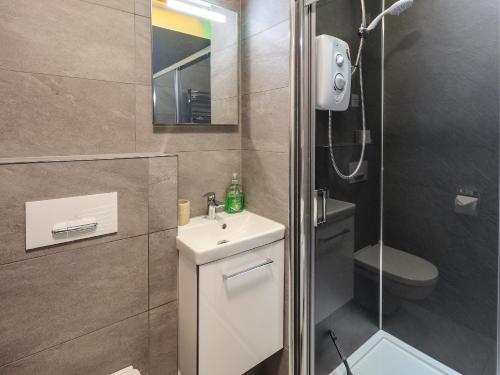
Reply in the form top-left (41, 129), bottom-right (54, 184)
top-left (354, 244), bottom-right (439, 287)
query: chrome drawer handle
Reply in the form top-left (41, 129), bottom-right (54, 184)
top-left (223, 258), bottom-right (274, 280)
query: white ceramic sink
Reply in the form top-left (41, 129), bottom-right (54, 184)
top-left (177, 210), bottom-right (285, 265)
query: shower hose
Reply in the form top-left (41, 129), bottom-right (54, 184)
top-left (329, 329), bottom-right (354, 375)
top-left (328, 0), bottom-right (367, 180)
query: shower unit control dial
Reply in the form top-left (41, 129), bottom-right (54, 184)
top-left (335, 54), bottom-right (344, 66)
top-left (316, 35), bottom-right (351, 111)
top-left (334, 74), bottom-right (346, 91)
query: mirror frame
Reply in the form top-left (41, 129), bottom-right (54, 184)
top-left (150, 0), bottom-right (240, 127)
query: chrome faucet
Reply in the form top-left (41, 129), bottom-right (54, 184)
top-left (204, 192), bottom-right (225, 220)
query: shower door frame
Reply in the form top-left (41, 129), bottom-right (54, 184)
top-left (289, 0), bottom-right (317, 374)
top-left (290, 0), bottom-right (384, 374)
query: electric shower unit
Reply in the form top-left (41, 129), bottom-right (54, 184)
top-left (315, 0), bottom-right (414, 180)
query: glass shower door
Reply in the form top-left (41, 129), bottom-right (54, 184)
top-left (312, 0), bottom-right (384, 374)
top-left (295, 0), bottom-right (500, 374)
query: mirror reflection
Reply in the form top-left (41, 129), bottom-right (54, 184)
top-left (152, 0), bottom-right (239, 126)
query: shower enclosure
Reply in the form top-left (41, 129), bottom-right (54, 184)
top-left (290, 0), bottom-right (499, 374)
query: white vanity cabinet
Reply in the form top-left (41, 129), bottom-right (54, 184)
top-left (178, 240), bottom-right (284, 375)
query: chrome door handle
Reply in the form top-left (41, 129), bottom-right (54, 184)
top-left (314, 188), bottom-right (328, 226)
top-left (223, 258), bottom-right (274, 280)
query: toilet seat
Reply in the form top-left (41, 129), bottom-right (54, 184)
top-left (354, 244), bottom-right (439, 287)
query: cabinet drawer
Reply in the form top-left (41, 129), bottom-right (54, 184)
top-left (198, 240), bottom-right (284, 375)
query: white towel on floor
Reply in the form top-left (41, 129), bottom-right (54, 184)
top-left (110, 366), bottom-right (141, 375)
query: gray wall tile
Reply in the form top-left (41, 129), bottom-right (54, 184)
top-left (242, 87), bottom-right (290, 152)
top-left (242, 20), bottom-right (290, 95)
top-left (0, 70), bottom-right (135, 158)
top-left (0, 236), bottom-right (148, 366)
top-left (135, 15), bottom-right (152, 85)
top-left (178, 150), bottom-right (241, 216)
top-left (212, 96), bottom-right (240, 125)
top-left (149, 230), bottom-right (178, 309)
top-left (149, 157), bottom-right (178, 232)
top-left (242, 150), bottom-right (288, 225)
top-left (241, 0), bottom-right (289, 39)
top-left (0, 158), bottom-right (150, 265)
top-left (149, 302), bottom-right (178, 375)
top-left (0, 0), bottom-right (244, 371)
top-left (0, 0), bottom-right (135, 83)
top-left (136, 122), bottom-right (242, 154)
top-left (0, 313), bottom-right (149, 375)
top-left (83, 0), bottom-right (135, 13)
top-left (240, 4), bottom-right (290, 374)
top-left (0, 0), bottom-right (243, 161)
top-left (149, 156), bottom-right (177, 185)
top-left (135, 0), bottom-right (151, 17)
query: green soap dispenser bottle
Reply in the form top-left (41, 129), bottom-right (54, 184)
top-left (224, 173), bottom-right (244, 214)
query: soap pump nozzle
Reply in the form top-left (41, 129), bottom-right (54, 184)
top-left (231, 173), bottom-right (239, 185)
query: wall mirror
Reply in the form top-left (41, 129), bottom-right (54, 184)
top-left (151, 0), bottom-right (239, 126)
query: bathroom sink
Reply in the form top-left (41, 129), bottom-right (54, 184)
top-left (176, 210), bottom-right (285, 265)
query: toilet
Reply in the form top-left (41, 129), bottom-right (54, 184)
top-left (353, 244), bottom-right (439, 314)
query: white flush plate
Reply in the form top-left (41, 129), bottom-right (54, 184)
top-left (25, 192), bottom-right (118, 250)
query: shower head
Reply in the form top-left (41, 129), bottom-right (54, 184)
top-left (384, 0), bottom-right (414, 16)
top-left (359, 0), bottom-right (414, 37)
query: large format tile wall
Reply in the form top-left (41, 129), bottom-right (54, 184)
top-left (240, 0), bottom-right (291, 374)
top-left (0, 0), bottom-right (241, 215)
top-left (383, 1), bottom-right (499, 374)
top-left (0, 156), bottom-right (178, 374)
top-left (136, 0), bottom-right (242, 216)
top-left (0, 0), bottom-right (240, 374)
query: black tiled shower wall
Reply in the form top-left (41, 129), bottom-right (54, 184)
top-left (382, 0), bottom-right (499, 374)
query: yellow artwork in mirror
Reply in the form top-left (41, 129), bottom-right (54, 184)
top-left (152, 0), bottom-right (211, 39)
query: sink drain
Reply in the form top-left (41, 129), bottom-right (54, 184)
top-left (217, 240), bottom-right (230, 245)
